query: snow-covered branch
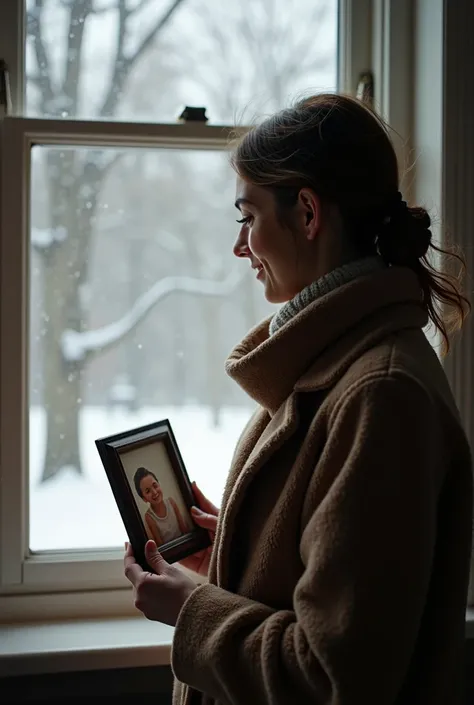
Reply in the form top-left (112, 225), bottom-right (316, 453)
top-left (61, 269), bottom-right (244, 363)
top-left (32, 226), bottom-right (68, 250)
top-left (27, 1), bottom-right (54, 106)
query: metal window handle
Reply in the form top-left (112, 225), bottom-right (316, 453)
top-left (0, 59), bottom-right (12, 117)
top-left (356, 71), bottom-right (374, 106)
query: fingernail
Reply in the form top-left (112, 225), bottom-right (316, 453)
top-left (124, 541), bottom-right (128, 550)
top-left (191, 505), bottom-right (202, 515)
top-left (192, 480), bottom-right (197, 487)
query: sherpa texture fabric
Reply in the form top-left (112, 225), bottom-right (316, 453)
top-left (172, 266), bottom-right (472, 705)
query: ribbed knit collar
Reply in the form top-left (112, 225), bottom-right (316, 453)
top-left (225, 266), bottom-right (426, 415)
top-left (269, 257), bottom-right (385, 335)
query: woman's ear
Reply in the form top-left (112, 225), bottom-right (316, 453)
top-left (297, 188), bottom-right (321, 241)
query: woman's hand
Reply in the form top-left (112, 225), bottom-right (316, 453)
top-left (180, 482), bottom-right (219, 577)
top-left (124, 540), bottom-right (196, 626)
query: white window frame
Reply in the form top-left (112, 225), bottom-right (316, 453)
top-left (0, 0), bottom-right (405, 622)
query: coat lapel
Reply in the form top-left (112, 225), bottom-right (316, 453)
top-left (214, 394), bottom-right (300, 587)
top-left (214, 267), bottom-right (429, 590)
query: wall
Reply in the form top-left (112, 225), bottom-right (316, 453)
top-left (2, 654), bottom-right (473, 704)
top-left (2, 665), bottom-right (173, 704)
top-left (466, 639), bottom-right (474, 703)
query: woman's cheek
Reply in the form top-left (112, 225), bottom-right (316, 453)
top-left (249, 229), bottom-right (261, 256)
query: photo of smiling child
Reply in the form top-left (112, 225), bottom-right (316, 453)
top-left (133, 466), bottom-right (190, 545)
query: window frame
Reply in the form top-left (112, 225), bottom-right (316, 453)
top-left (0, 116), bottom-right (241, 595)
top-left (0, 0), bottom-right (396, 620)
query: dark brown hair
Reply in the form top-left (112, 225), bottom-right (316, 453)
top-left (231, 93), bottom-right (470, 352)
top-left (133, 466), bottom-right (159, 499)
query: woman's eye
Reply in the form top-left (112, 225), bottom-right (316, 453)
top-left (236, 216), bottom-right (252, 225)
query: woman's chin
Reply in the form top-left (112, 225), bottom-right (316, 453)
top-left (263, 282), bottom-right (293, 305)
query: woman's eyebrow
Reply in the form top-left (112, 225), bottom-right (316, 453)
top-left (234, 197), bottom-right (255, 210)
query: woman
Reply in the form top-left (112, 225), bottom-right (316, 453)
top-left (124, 94), bottom-right (473, 705)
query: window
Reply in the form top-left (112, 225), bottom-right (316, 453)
top-left (25, 0), bottom-right (339, 124)
top-left (28, 144), bottom-right (268, 552)
top-left (0, 0), bottom-right (376, 616)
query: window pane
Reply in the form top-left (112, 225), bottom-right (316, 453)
top-left (25, 0), bottom-right (338, 123)
top-left (29, 145), bottom-right (274, 552)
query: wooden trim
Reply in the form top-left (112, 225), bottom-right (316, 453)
top-left (338, 0), bottom-right (372, 93)
top-left (439, 0), bottom-right (474, 605)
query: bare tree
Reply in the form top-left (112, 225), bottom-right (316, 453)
top-left (27, 0), bottom-right (192, 481)
top-left (28, 0), bottom-right (335, 481)
top-left (178, 0), bottom-right (336, 123)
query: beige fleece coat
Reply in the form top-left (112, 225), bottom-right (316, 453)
top-left (171, 266), bottom-right (472, 705)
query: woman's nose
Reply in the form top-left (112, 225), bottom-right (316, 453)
top-left (233, 230), bottom-right (250, 258)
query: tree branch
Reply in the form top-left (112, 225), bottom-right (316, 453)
top-left (128, 0), bottom-right (155, 14)
top-left (126, 0), bottom-right (187, 66)
top-left (98, 0), bottom-right (130, 117)
top-left (27, 0), bottom-right (54, 108)
top-left (62, 0), bottom-right (94, 114)
top-left (31, 226), bottom-right (68, 252)
top-left (63, 0), bottom-right (152, 13)
top-left (60, 269), bottom-right (245, 363)
top-left (99, 0), bottom-right (186, 117)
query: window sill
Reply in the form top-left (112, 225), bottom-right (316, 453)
top-left (1, 610), bottom-right (473, 679)
top-left (0, 616), bottom-right (174, 678)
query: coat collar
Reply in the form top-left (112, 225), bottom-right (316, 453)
top-left (225, 267), bottom-right (428, 415)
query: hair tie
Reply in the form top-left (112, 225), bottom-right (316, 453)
top-left (376, 191), bottom-right (432, 264)
top-left (382, 191), bottom-right (408, 226)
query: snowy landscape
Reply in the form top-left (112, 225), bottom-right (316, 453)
top-left (21, 0), bottom-right (444, 564)
top-left (25, 0), bottom-right (338, 554)
top-left (29, 404), bottom-right (253, 551)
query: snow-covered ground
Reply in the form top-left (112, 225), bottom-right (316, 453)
top-left (29, 405), bottom-right (253, 552)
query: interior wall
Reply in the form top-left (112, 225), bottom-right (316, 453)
top-left (1, 649), bottom-right (473, 705)
top-left (1, 665), bottom-right (174, 704)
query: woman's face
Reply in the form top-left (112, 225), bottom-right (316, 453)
top-left (139, 475), bottom-right (163, 505)
top-left (233, 178), bottom-right (321, 303)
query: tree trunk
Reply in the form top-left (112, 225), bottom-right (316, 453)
top-left (41, 223), bottom-right (82, 481)
top-left (40, 150), bottom-right (93, 482)
top-left (31, 0), bottom-right (188, 483)
top-left (42, 322), bottom-right (82, 481)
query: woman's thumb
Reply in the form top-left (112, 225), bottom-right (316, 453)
top-left (191, 506), bottom-right (218, 532)
top-left (144, 540), bottom-right (167, 574)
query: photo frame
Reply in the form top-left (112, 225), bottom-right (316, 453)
top-left (96, 419), bottom-right (211, 569)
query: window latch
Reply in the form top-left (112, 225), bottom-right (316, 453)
top-left (178, 106), bottom-right (209, 123)
top-left (356, 71), bottom-right (374, 106)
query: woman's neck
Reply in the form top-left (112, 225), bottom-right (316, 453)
top-left (269, 256), bottom-right (385, 336)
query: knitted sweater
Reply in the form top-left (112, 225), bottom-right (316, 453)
top-left (269, 256), bottom-right (385, 335)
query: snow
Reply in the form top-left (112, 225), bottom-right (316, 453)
top-left (60, 269), bottom-right (243, 362)
top-left (108, 375), bottom-right (137, 403)
top-left (31, 226), bottom-right (67, 248)
top-left (29, 404), bottom-right (254, 551)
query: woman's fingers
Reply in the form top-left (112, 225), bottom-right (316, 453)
top-left (180, 549), bottom-right (205, 571)
top-left (192, 482), bottom-right (219, 516)
top-left (179, 547), bottom-right (211, 577)
top-left (191, 505), bottom-right (218, 532)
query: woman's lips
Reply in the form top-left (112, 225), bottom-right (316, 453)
top-left (253, 263), bottom-right (264, 279)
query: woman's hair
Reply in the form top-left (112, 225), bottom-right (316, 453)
top-left (230, 93), bottom-right (470, 352)
top-left (133, 466), bottom-right (159, 499)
